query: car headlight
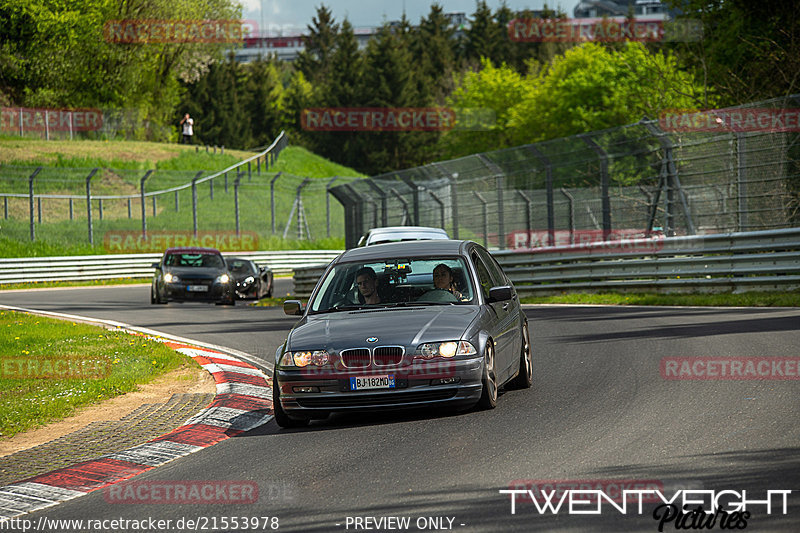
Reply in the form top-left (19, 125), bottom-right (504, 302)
top-left (241, 276), bottom-right (255, 286)
top-left (414, 341), bottom-right (476, 360)
top-left (217, 273), bottom-right (230, 284)
top-left (164, 273), bottom-right (179, 283)
top-left (279, 350), bottom-right (330, 368)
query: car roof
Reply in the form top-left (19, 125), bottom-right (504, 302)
top-left (164, 247), bottom-right (222, 255)
top-left (339, 239), bottom-right (470, 262)
top-left (367, 226), bottom-right (448, 235)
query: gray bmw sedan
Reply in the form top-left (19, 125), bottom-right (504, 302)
top-left (273, 240), bottom-right (532, 428)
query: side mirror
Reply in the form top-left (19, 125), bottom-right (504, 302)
top-left (487, 285), bottom-right (513, 303)
top-left (283, 300), bottom-right (304, 316)
top-left (151, 262), bottom-right (160, 269)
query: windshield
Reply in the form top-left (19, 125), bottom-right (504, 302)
top-left (164, 253), bottom-right (225, 269)
top-left (228, 260), bottom-right (256, 274)
top-left (309, 256), bottom-right (474, 313)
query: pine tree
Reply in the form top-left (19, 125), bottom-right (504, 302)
top-left (294, 5), bottom-right (339, 87)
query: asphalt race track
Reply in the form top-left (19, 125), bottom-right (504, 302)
top-left (1, 285), bottom-right (799, 532)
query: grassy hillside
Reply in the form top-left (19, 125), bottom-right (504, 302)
top-left (0, 139), bottom-right (365, 257)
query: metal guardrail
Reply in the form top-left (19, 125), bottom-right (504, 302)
top-left (290, 229), bottom-right (800, 298)
top-left (494, 228), bottom-right (800, 295)
top-left (0, 250), bottom-right (342, 284)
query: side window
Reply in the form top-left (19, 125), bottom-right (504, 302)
top-left (471, 252), bottom-right (493, 300)
top-left (476, 247), bottom-right (506, 287)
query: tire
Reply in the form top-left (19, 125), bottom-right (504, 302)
top-left (510, 322), bottom-right (533, 389)
top-left (477, 343), bottom-right (498, 410)
top-left (153, 285), bottom-right (167, 304)
top-left (272, 380), bottom-right (310, 428)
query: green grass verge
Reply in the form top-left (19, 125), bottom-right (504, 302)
top-left (519, 291), bottom-right (800, 307)
top-left (1, 143), bottom-right (361, 257)
top-left (0, 309), bottom-right (195, 438)
top-left (0, 278), bottom-right (149, 291)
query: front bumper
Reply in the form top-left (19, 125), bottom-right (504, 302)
top-left (275, 356), bottom-right (484, 417)
top-left (165, 282), bottom-right (233, 302)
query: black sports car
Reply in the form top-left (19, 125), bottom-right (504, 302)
top-left (151, 247), bottom-right (235, 305)
top-left (227, 257), bottom-right (273, 300)
top-left (273, 239), bottom-right (532, 428)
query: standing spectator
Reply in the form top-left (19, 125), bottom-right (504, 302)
top-left (180, 113), bottom-right (194, 144)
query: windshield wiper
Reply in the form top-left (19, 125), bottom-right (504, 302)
top-left (384, 301), bottom-right (454, 307)
top-left (313, 304), bottom-right (366, 314)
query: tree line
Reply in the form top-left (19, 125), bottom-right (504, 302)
top-left (2, 1), bottom-right (797, 176)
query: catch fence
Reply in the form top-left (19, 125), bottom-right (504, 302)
top-left (331, 95), bottom-right (800, 249)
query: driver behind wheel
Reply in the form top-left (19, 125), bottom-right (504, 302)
top-left (433, 263), bottom-right (466, 301)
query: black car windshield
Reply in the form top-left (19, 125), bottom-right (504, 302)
top-left (165, 253), bottom-right (225, 269)
top-left (309, 257), bottom-right (475, 313)
top-left (228, 259), bottom-right (256, 274)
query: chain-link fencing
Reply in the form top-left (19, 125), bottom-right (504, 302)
top-left (331, 96), bottom-right (800, 249)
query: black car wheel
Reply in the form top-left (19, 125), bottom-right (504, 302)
top-left (510, 322), bottom-right (533, 389)
top-left (272, 381), bottom-right (310, 428)
top-left (152, 284), bottom-right (167, 304)
top-left (478, 342), bottom-right (498, 410)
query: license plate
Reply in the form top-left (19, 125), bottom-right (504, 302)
top-left (350, 375), bottom-right (395, 391)
top-left (187, 285), bottom-right (208, 292)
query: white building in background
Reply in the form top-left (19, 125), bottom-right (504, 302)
top-left (230, 13), bottom-right (469, 63)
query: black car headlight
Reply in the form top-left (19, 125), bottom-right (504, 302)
top-left (279, 350), bottom-right (331, 368)
top-left (216, 273), bottom-right (230, 284)
top-left (164, 273), bottom-right (179, 283)
top-left (414, 341), bottom-right (476, 360)
top-left (239, 275), bottom-right (255, 287)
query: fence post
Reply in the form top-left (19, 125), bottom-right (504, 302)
top-left (257, 156), bottom-right (261, 175)
top-left (579, 134), bottom-right (611, 240)
top-left (209, 177), bottom-right (214, 200)
top-left (127, 198), bottom-right (131, 219)
top-left (473, 191), bottom-right (489, 248)
top-left (45, 110), bottom-right (49, 141)
top-left (400, 177), bottom-right (421, 226)
top-left (98, 198), bottom-right (103, 220)
top-left (449, 174), bottom-right (460, 239)
top-left (28, 167), bottom-right (41, 241)
top-left (174, 190), bottom-right (179, 212)
top-left (248, 161), bottom-right (252, 182)
top-left (37, 197), bottom-right (42, 223)
top-left (428, 190), bottom-right (445, 230)
top-left (390, 188), bottom-right (410, 226)
top-left (641, 118), bottom-right (696, 236)
top-left (69, 111), bottom-right (73, 140)
top-left (736, 132), bottom-right (748, 231)
top-left (516, 190), bottom-right (533, 247)
top-left (224, 172), bottom-right (228, 193)
top-left (365, 179), bottom-right (388, 227)
top-left (560, 188), bottom-right (575, 245)
top-left (270, 172), bottom-right (282, 234)
top-left (478, 155), bottom-right (505, 248)
top-left (191, 171), bottom-right (203, 237)
top-left (295, 178), bottom-right (312, 240)
top-left (140, 170), bottom-right (154, 238)
top-left (234, 170), bottom-right (243, 236)
top-left (326, 176), bottom-right (339, 237)
top-left (152, 196), bottom-right (156, 216)
top-left (69, 198), bottom-right (74, 220)
top-left (526, 145), bottom-right (555, 246)
top-left (221, 146), bottom-right (224, 155)
top-left (4, 197), bottom-right (7, 220)
top-left (85, 168), bottom-right (99, 244)
top-left (19, 108), bottom-right (23, 136)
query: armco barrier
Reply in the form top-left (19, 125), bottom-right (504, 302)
top-left (0, 250), bottom-right (342, 284)
top-left (291, 228), bottom-right (800, 298)
top-left (494, 228), bottom-right (800, 295)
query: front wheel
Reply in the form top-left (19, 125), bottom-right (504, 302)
top-left (272, 380), bottom-right (309, 428)
top-left (510, 322), bottom-right (532, 389)
top-left (477, 343), bottom-right (498, 410)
